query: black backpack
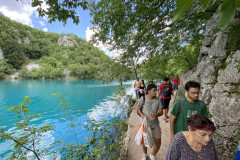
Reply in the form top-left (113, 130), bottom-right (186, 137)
top-left (137, 97), bottom-right (145, 117)
top-left (162, 84), bottom-right (171, 97)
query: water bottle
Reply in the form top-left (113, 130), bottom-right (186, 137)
top-left (235, 144), bottom-right (240, 160)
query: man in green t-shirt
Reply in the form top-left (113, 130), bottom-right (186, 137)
top-left (170, 81), bottom-right (208, 139)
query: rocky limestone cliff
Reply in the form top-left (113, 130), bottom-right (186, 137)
top-left (179, 14), bottom-right (240, 159)
top-left (58, 35), bottom-right (77, 46)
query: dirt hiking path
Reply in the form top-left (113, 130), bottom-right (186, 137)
top-left (126, 94), bottom-right (176, 160)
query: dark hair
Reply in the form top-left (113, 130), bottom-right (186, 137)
top-left (147, 84), bottom-right (157, 91)
top-left (185, 81), bottom-right (200, 91)
top-left (163, 77), bottom-right (169, 82)
top-left (141, 80), bottom-right (145, 84)
top-left (187, 114), bottom-right (216, 132)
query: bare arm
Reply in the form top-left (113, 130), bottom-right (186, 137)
top-left (137, 105), bottom-right (146, 118)
top-left (170, 114), bottom-right (176, 140)
top-left (158, 89), bottom-right (162, 97)
top-left (156, 108), bottom-right (163, 117)
top-left (149, 108), bottom-right (163, 121)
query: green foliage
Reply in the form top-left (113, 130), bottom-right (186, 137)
top-left (219, 0), bottom-right (240, 29)
top-left (24, 39), bottom-right (50, 59)
top-left (0, 14), bottom-right (120, 80)
top-left (19, 65), bottom-right (65, 79)
top-left (104, 61), bottom-right (133, 85)
top-left (68, 63), bottom-right (91, 79)
top-left (30, 0), bottom-right (89, 25)
top-left (88, 0), bottom-right (219, 80)
top-left (1, 39), bottom-right (26, 69)
top-left (0, 96), bottom-right (55, 160)
top-left (226, 19), bottom-right (240, 52)
top-left (0, 60), bottom-right (7, 79)
top-left (173, 0), bottom-right (240, 30)
top-left (138, 43), bottom-right (200, 79)
top-left (53, 93), bottom-right (81, 149)
top-left (0, 59), bottom-right (17, 75)
top-left (236, 62), bottom-right (240, 70)
top-left (226, 83), bottom-right (240, 97)
top-left (19, 67), bottom-right (30, 79)
top-left (172, 0), bottom-right (194, 22)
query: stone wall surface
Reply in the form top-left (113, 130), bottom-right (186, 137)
top-left (179, 14), bottom-right (240, 159)
top-left (58, 35), bottom-right (77, 46)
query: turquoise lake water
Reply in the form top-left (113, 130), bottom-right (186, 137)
top-left (0, 80), bottom-right (134, 159)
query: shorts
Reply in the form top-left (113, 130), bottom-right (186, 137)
top-left (173, 85), bottom-right (178, 90)
top-left (151, 125), bottom-right (161, 139)
top-left (161, 98), bottom-right (171, 109)
top-left (135, 89), bottom-right (139, 95)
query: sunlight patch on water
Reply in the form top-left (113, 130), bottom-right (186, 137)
top-left (87, 86), bottom-right (134, 121)
top-left (0, 141), bottom-right (13, 155)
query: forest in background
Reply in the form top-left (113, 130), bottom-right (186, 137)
top-left (0, 14), bottom-right (134, 82)
top-left (0, 11), bottom-right (204, 82)
top-left (1, 0), bottom-right (239, 82)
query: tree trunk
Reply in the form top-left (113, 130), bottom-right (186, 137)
top-left (133, 66), bottom-right (138, 79)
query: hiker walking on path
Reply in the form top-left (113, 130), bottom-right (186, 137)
top-left (158, 78), bottom-right (173, 123)
top-left (166, 114), bottom-right (218, 160)
top-left (172, 76), bottom-right (180, 91)
top-left (137, 84), bottom-right (163, 160)
top-left (170, 81), bottom-right (208, 139)
top-left (139, 80), bottom-right (146, 99)
top-left (134, 77), bottom-right (141, 99)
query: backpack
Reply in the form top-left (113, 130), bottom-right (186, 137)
top-left (137, 97), bottom-right (145, 117)
top-left (177, 98), bottom-right (204, 115)
top-left (162, 84), bottom-right (171, 97)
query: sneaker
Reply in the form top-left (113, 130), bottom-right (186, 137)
top-left (150, 154), bottom-right (157, 160)
top-left (141, 154), bottom-right (148, 160)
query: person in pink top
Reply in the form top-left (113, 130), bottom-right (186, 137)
top-left (158, 78), bottom-right (173, 123)
top-left (173, 76), bottom-right (180, 90)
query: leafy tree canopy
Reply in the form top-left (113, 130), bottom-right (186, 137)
top-left (11, 0), bottom-right (240, 79)
top-left (20, 1), bottom-right (239, 63)
top-left (20, 0), bottom-right (89, 25)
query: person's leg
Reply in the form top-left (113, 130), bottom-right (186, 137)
top-left (163, 109), bottom-right (167, 120)
top-left (152, 137), bottom-right (161, 156)
top-left (141, 143), bottom-right (147, 154)
top-left (166, 107), bottom-right (169, 118)
top-left (161, 99), bottom-right (167, 120)
top-left (165, 99), bottom-right (171, 118)
top-left (151, 126), bottom-right (161, 157)
top-left (173, 85), bottom-right (176, 91)
top-left (135, 89), bottom-right (139, 99)
top-left (141, 143), bottom-right (148, 160)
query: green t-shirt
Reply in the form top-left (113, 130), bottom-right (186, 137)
top-left (170, 98), bottom-right (208, 134)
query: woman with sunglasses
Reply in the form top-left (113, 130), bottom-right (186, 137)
top-left (166, 114), bottom-right (218, 160)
